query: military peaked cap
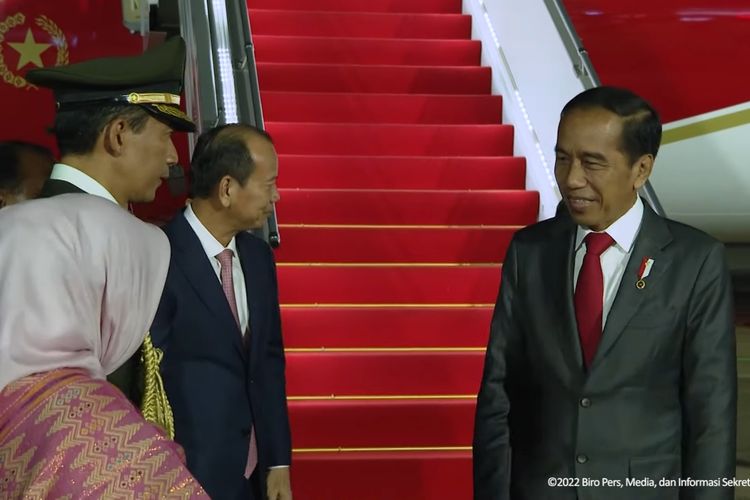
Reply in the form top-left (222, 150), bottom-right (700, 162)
top-left (26, 36), bottom-right (195, 132)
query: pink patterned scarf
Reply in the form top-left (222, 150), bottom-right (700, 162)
top-left (0, 368), bottom-right (208, 498)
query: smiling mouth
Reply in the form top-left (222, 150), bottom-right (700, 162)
top-left (567, 197), bottom-right (596, 211)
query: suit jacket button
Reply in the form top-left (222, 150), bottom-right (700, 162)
top-left (576, 454), bottom-right (588, 464)
top-left (580, 397), bottom-right (591, 408)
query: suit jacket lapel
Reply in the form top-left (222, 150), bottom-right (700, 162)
top-left (590, 204), bottom-right (673, 369)
top-left (39, 179), bottom-right (85, 198)
top-left (237, 234), bottom-right (262, 372)
top-left (543, 214), bottom-right (585, 374)
top-left (168, 213), bottom-right (245, 357)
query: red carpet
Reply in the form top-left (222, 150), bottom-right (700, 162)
top-left (281, 307), bottom-right (493, 348)
top-left (257, 63), bottom-right (492, 94)
top-left (285, 352), bottom-right (485, 395)
top-left (278, 265), bottom-right (500, 304)
top-left (250, 0), bottom-right (462, 13)
top-left (266, 122), bottom-right (515, 156)
top-left (292, 451), bottom-right (471, 500)
top-left (274, 226), bottom-right (515, 263)
top-left (262, 92), bottom-right (503, 124)
top-left (289, 399), bottom-right (475, 447)
top-left (276, 155), bottom-right (524, 190)
top-left (276, 189), bottom-right (538, 225)
top-left (249, 10), bottom-right (471, 39)
top-left (248, 0), bottom-right (539, 496)
top-left (254, 35), bottom-right (481, 66)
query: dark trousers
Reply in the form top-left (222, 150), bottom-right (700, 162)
top-left (242, 469), bottom-right (262, 500)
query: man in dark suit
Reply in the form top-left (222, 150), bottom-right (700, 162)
top-left (473, 87), bottom-right (736, 500)
top-left (151, 123), bottom-right (292, 500)
top-left (25, 37), bottom-right (196, 403)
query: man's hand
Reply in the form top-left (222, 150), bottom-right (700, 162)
top-left (266, 467), bottom-right (292, 500)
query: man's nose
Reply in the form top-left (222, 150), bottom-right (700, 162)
top-left (166, 138), bottom-right (178, 166)
top-left (564, 161), bottom-right (587, 189)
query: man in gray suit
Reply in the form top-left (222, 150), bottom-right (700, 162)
top-left (473, 86), bottom-right (736, 500)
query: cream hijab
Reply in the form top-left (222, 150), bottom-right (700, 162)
top-left (0, 194), bottom-right (170, 391)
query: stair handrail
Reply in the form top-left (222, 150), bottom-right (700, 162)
top-left (542, 0), bottom-right (665, 216)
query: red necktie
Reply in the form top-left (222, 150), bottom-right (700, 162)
top-left (574, 232), bottom-right (614, 368)
top-left (216, 249), bottom-right (258, 478)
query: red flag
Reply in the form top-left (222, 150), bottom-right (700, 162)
top-left (0, 1), bottom-right (190, 223)
top-left (0, 1), bottom-right (143, 152)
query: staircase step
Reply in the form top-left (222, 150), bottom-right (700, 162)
top-left (266, 122), bottom-right (514, 156)
top-left (247, 0), bottom-right (462, 14)
top-left (277, 265), bottom-right (500, 304)
top-left (274, 226), bottom-right (515, 263)
top-left (289, 398), bottom-right (475, 447)
top-left (276, 189), bottom-right (539, 225)
top-left (292, 450), bottom-right (471, 500)
top-left (262, 92), bottom-right (502, 124)
top-left (254, 35), bottom-right (480, 66)
top-left (280, 307), bottom-right (492, 348)
top-left (257, 63), bottom-right (492, 94)
top-left (248, 10), bottom-right (471, 39)
top-left (277, 155), bottom-right (523, 189)
top-left (286, 351), bottom-right (484, 395)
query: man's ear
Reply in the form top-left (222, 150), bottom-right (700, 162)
top-left (633, 154), bottom-right (654, 190)
top-left (218, 175), bottom-right (233, 208)
top-left (101, 118), bottom-right (129, 157)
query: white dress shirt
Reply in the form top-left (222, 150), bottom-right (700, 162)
top-left (184, 204), bottom-right (249, 335)
top-left (49, 163), bottom-right (118, 204)
top-left (573, 196), bottom-right (644, 329)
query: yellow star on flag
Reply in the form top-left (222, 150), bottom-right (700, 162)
top-left (8, 29), bottom-right (51, 70)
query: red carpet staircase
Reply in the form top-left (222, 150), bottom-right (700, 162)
top-left (248, 0), bottom-right (539, 497)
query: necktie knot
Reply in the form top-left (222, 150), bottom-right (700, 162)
top-left (584, 232), bottom-right (614, 257)
top-left (216, 248), bottom-right (234, 267)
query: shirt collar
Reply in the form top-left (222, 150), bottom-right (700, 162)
top-left (184, 204), bottom-right (237, 260)
top-left (575, 196), bottom-right (644, 253)
top-left (49, 163), bottom-right (119, 205)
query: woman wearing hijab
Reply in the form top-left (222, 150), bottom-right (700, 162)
top-left (0, 194), bottom-right (208, 498)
